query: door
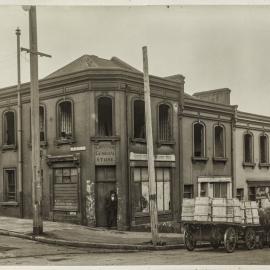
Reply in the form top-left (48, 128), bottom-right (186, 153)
top-left (95, 166), bottom-right (116, 227)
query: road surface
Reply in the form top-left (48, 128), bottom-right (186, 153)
top-left (0, 235), bottom-right (269, 265)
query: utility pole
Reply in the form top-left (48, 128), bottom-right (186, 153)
top-left (22, 5), bottom-right (51, 235)
top-left (16, 27), bottom-right (23, 218)
top-left (142, 46), bottom-right (160, 245)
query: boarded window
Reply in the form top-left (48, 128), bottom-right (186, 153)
top-left (184, 185), bottom-right (193, 198)
top-left (39, 106), bottom-right (45, 141)
top-left (4, 111), bottom-right (15, 145)
top-left (133, 167), bottom-right (171, 213)
top-left (98, 97), bottom-right (112, 136)
top-left (260, 135), bottom-right (268, 164)
top-left (244, 133), bottom-right (253, 163)
top-left (58, 101), bottom-right (73, 139)
top-left (133, 100), bottom-right (145, 139)
top-left (159, 104), bottom-right (171, 141)
top-left (193, 122), bottom-right (205, 157)
top-left (214, 125), bottom-right (225, 158)
top-left (4, 169), bottom-right (16, 201)
top-left (53, 167), bottom-right (78, 211)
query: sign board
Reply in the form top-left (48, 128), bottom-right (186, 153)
top-left (70, 146), bottom-right (86, 152)
top-left (129, 152), bottom-right (175, 162)
top-left (198, 176), bottom-right (231, 183)
top-left (95, 143), bottom-right (116, 165)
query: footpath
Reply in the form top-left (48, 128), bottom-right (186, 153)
top-left (0, 216), bottom-right (184, 251)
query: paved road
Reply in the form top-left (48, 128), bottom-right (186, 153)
top-left (0, 235), bottom-right (270, 265)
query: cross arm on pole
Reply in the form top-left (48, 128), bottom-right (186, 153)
top-left (21, 47), bottom-right (52, 58)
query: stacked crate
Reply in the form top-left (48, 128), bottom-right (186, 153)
top-left (194, 197), bottom-right (211, 222)
top-left (232, 198), bottom-right (242, 223)
top-left (251, 201), bottom-right (260, 224)
top-left (244, 201), bottom-right (253, 224)
top-left (240, 201), bottom-right (245, 224)
top-left (226, 199), bottom-right (234, 223)
top-left (181, 198), bottom-right (195, 221)
top-left (211, 198), bottom-right (227, 222)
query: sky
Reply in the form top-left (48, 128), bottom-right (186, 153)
top-left (0, 5), bottom-right (270, 116)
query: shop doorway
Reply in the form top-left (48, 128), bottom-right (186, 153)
top-left (95, 166), bottom-right (117, 227)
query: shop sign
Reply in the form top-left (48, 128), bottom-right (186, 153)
top-left (70, 146), bottom-right (86, 152)
top-left (129, 152), bottom-right (175, 162)
top-left (95, 143), bottom-right (116, 165)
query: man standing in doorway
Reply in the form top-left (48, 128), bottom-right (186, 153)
top-left (105, 190), bottom-right (117, 229)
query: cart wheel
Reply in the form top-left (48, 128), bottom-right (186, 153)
top-left (224, 227), bottom-right (237, 253)
top-left (184, 228), bottom-right (196, 251)
top-left (211, 240), bottom-right (221, 249)
top-left (245, 228), bottom-right (256, 250)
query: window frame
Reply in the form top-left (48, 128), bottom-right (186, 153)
top-left (259, 133), bottom-right (270, 168)
top-left (2, 109), bottom-right (16, 150)
top-left (56, 98), bottom-right (75, 145)
top-left (213, 123), bottom-right (227, 162)
top-left (96, 95), bottom-right (114, 137)
top-left (192, 121), bottom-right (208, 162)
top-left (3, 168), bottom-right (17, 202)
top-left (157, 102), bottom-right (174, 144)
top-left (183, 184), bottom-right (194, 199)
top-left (243, 131), bottom-right (255, 168)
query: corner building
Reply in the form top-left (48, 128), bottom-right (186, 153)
top-left (0, 55), bottom-right (184, 231)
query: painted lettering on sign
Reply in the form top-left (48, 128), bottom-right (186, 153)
top-left (95, 144), bottom-right (116, 165)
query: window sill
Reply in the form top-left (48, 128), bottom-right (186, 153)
top-left (0, 201), bottom-right (18, 206)
top-left (130, 138), bottom-right (146, 144)
top-left (90, 136), bottom-right (120, 142)
top-left (192, 156), bottom-right (209, 162)
top-left (1, 145), bottom-right (17, 152)
top-left (259, 163), bottom-right (270, 169)
top-left (242, 162), bottom-right (256, 168)
top-left (55, 138), bottom-right (76, 146)
top-left (213, 157), bottom-right (228, 163)
top-left (157, 140), bottom-right (175, 146)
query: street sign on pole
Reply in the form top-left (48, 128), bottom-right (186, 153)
top-left (142, 46), bottom-right (160, 245)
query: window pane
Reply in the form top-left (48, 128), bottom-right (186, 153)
top-left (55, 169), bottom-right (62, 176)
top-left (141, 182), bottom-right (149, 212)
top-left (70, 175), bottom-right (78, 183)
top-left (63, 168), bottom-right (70, 176)
top-left (141, 168), bottom-right (148, 181)
top-left (200, 183), bottom-right (208, 197)
top-left (184, 185), bottom-right (193, 199)
top-left (163, 168), bottom-right (170, 181)
top-left (157, 182), bottom-right (164, 211)
top-left (134, 168), bottom-right (141, 182)
top-left (156, 168), bottom-right (163, 182)
top-left (55, 176), bottom-right (62, 184)
top-left (70, 168), bottom-right (78, 176)
top-left (106, 167), bottom-right (116, 180)
top-left (63, 176), bottom-right (70, 183)
top-left (220, 183), bottom-right (227, 198)
top-left (164, 182), bottom-right (170, 211)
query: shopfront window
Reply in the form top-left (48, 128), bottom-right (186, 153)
top-left (133, 167), bottom-right (171, 213)
top-left (213, 182), bottom-right (227, 198)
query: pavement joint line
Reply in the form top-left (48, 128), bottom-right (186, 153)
top-left (0, 229), bottom-right (188, 251)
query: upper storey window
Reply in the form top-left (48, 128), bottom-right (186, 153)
top-left (133, 100), bottom-right (146, 139)
top-left (58, 100), bottom-right (73, 140)
top-left (244, 132), bottom-right (253, 164)
top-left (193, 122), bottom-right (205, 158)
top-left (259, 134), bottom-right (269, 164)
top-left (3, 111), bottom-right (15, 147)
top-left (97, 97), bottom-right (113, 136)
top-left (214, 125), bottom-right (225, 158)
top-left (158, 104), bottom-right (172, 141)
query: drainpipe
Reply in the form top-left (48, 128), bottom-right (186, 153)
top-left (231, 105), bottom-right (238, 198)
top-left (16, 28), bottom-right (23, 218)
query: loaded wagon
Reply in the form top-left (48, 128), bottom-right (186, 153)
top-left (182, 220), bottom-right (270, 253)
top-left (181, 197), bottom-right (270, 252)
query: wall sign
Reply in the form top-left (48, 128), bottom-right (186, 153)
top-left (70, 146), bottom-right (86, 152)
top-left (95, 143), bottom-right (116, 165)
top-left (129, 152), bottom-right (175, 162)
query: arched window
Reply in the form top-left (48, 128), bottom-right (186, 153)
top-left (158, 104), bottom-right (171, 141)
top-left (259, 134), bottom-right (268, 164)
top-left (3, 111), bottom-right (15, 146)
top-left (133, 100), bottom-right (145, 139)
top-left (193, 122), bottom-right (205, 157)
top-left (58, 100), bottom-right (73, 139)
top-left (39, 105), bottom-right (46, 142)
top-left (214, 125), bottom-right (225, 158)
top-left (97, 97), bottom-right (113, 136)
top-left (244, 132), bottom-right (253, 163)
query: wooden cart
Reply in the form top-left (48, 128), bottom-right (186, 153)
top-left (182, 221), bottom-right (270, 253)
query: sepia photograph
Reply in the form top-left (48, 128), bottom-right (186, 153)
top-left (0, 1), bottom-right (270, 268)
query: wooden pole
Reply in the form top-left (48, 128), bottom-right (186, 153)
top-left (142, 46), bottom-right (160, 245)
top-left (16, 27), bottom-right (23, 218)
top-left (29, 6), bottom-right (43, 235)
